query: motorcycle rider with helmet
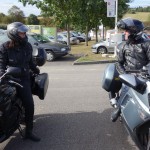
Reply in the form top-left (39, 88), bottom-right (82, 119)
top-left (0, 22), bottom-right (41, 142)
top-left (109, 18), bottom-right (150, 122)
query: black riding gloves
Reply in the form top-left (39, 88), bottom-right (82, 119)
top-left (33, 67), bottom-right (40, 74)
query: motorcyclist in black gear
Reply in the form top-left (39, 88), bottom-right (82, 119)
top-left (0, 22), bottom-right (40, 142)
top-left (110, 18), bottom-right (150, 122)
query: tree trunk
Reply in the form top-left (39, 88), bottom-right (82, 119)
top-left (85, 26), bottom-right (88, 46)
top-left (95, 25), bottom-right (98, 42)
top-left (66, 23), bottom-right (70, 47)
top-left (103, 26), bottom-right (105, 40)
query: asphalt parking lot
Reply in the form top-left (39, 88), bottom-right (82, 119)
top-left (0, 55), bottom-right (138, 150)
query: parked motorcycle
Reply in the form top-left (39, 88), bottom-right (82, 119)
top-left (102, 63), bottom-right (150, 150)
top-left (0, 48), bottom-right (49, 143)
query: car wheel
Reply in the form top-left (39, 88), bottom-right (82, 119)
top-left (47, 51), bottom-right (55, 61)
top-left (97, 46), bottom-right (107, 54)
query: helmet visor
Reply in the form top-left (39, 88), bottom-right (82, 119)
top-left (121, 18), bottom-right (135, 27)
top-left (17, 24), bottom-right (29, 33)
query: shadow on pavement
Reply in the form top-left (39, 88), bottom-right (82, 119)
top-left (3, 109), bottom-right (137, 150)
top-left (52, 54), bottom-right (81, 62)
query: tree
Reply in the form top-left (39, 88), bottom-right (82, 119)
top-left (19, 0), bottom-right (81, 46)
top-left (72, 0), bottom-right (106, 44)
top-left (19, 0), bottom-right (132, 45)
top-left (8, 5), bottom-right (25, 23)
top-left (27, 14), bottom-right (39, 25)
top-left (0, 13), bottom-right (6, 23)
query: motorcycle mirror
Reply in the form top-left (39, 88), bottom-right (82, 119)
top-left (33, 48), bottom-right (47, 66)
top-left (32, 48), bottom-right (38, 57)
top-left (6, 67), bottom-right (22, 76)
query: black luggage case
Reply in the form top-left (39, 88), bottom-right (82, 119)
top-left (32, 73), bottom-right (49, 100)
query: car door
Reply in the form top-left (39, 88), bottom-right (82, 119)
top-left (28, 35), bottom-right (39, 49)
top-left (108, 40), bottom-right (116, 52)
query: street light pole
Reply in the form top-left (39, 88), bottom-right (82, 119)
top-left (114, 0), bottom-right (118, 57)
top-left (115, 0), bottom-right (118, 33)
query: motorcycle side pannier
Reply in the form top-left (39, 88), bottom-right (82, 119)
top-left (32, 73), bottom-right (49, 100)
top-left (102, 63), bottom-right (122, 93)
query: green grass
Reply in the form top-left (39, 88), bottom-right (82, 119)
top-left (70, 40), bottom-right (116, 62)
top-left (123, 12), bottom-right (150, 22)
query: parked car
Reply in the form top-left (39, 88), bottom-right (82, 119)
top-left (58, 32), bottom-right (79, 44)
top-left (47, 35), bottom-right (67, 45)
top-left (91, 40), bottom-right (116, 54)
top-left (92, 32), bottom-right (150, 54)
top-left (0, 32), bottom-right (71, 61)
top-left (64, 31), bottom-right (85, 42)
top-left (0, 29), bottom-right (6, 35)
top-left (80, 32), bottom-right (91, 41)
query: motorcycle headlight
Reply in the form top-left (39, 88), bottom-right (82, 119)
top-left (61, 48), bottom-right (66, 52)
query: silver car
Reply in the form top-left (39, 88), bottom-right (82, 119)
top-left (91, 40), bottom-right (116, 54)
top-left (92, 33), bottom-right (149, 54)
top-left (58, 33), bottom-right (79, 45)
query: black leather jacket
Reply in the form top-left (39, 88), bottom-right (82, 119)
top-left (0, 41), bottom-right (37, 78)
top-left (116, 35), bottom-right (150, 74)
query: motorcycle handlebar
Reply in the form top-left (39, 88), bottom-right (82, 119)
top-left (126, 70), bottom-right (141, 73)
top-left (0, 75), bottom-right (23, 88)
top-left (8, 80), bottom-right (23, 88)
top-left (8, 76), bottom-right (21, 83)
top-left (125, 69), bottom-right (150, 79)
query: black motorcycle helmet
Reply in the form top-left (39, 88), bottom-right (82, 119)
top-left (117, 18), bottom-right (144, 35)
top-left (117, 18), bottom-right (145, 43)
top-left (7, 22), bottom-right (29, 45)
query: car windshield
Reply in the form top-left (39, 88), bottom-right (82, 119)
top-left (31, 34), bottom-right (50, 43)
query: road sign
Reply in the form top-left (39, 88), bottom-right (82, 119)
top-left (104, 0), bottom-right (115, 2)
top-left (107, 1), bottom-right (115, 17)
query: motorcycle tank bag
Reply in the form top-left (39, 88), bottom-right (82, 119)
top-left (32, 73), bottom-right (49, 100)
top-left (102, 63), bottom-right (122, 93)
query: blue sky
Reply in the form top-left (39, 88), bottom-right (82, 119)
top-left (128, 0), bottom-right (150, 7)
top-left (0, 0), bottom-right (150, 17)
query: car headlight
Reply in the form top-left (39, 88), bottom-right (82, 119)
top-left (61, 48), bottom-right (66, 52)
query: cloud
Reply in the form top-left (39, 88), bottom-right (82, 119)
top-left (0, 0), bottom-right (41, 16)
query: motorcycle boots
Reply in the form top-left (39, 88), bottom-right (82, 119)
top-left (24, 123), bottom-right (41, 142)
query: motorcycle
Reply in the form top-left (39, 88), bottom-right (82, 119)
top-left (0, 48), bottom-right (49, 143)
top-left (102, 63), bottom-right (150, 150)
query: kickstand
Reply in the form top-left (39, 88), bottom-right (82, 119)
top-left (18, 125), bottom-right (25, 138)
